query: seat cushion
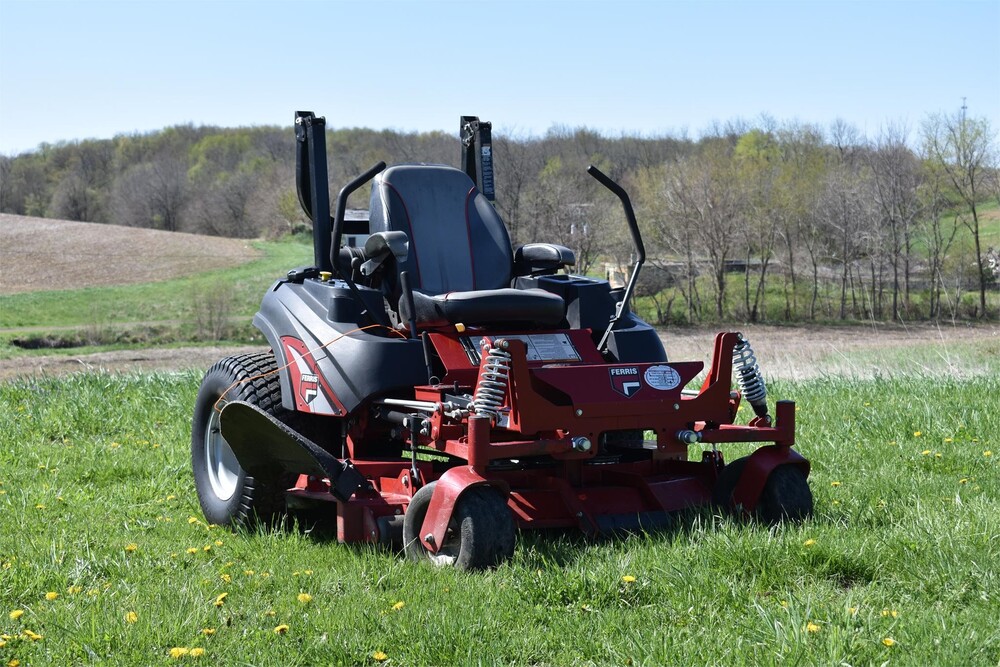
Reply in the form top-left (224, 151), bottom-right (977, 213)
top-left (401, 288), bottom-right (565, 329)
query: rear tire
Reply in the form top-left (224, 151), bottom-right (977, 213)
top-left (713, 456), bottom-right (813, 523)
top-left (191, 352), bottom-right (289, 528)
top-left (402, 481), bottom-right (515, 570)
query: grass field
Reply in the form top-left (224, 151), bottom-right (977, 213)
top-left (1, 359), bottom-right (997, 665)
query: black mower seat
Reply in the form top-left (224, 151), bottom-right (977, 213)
top-left (369, 164), bottom-right (565, 329)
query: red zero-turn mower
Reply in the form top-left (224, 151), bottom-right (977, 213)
top-left (191, 112), bottom-right (813, 570)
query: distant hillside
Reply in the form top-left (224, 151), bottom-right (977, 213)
top-left (0, 214), bottom-right (260, 294)
top-left (1, 113), bottom-right (996, 322)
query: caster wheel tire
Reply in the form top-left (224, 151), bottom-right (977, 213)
top-left (191, 352), bottom-right (290, 529)
top-left (402, 481), bottom-right (515, 570)
top-left (713, 456), bottom-right (813, 523)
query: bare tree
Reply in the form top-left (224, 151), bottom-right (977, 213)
top-left (922, 108), bottom-right (998, 318)
top-left (866, 124), bottom-right (922, 320)
top-left (112, 159), bottom-right (189, 231)
top-left (493, 133), bottom-right (543, 246)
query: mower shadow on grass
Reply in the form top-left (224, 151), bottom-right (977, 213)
top-left (287, 504), bottom-right (770, 572)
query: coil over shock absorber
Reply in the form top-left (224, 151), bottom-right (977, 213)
top-left (733, 333), bottom-right (769, 420)
top-left (472, 339), bottom-right (512, 423)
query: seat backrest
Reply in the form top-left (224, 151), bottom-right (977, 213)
top-left (368, 164), bottom-right (513, 294)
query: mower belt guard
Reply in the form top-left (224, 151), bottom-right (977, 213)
top-left (219, 401), bottom-right (367, 502)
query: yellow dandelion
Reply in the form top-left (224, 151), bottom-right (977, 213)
top-left (881, 609), bottom-right (899, 618)
top-left (67, 585), bottom-right (82, 595)
top-left (805, 621), bottom-right (821, 633)
top-left (213, 592), bottom-right (228, 607)
top-left (984, 451), bottom-right (993, 457)
top-left (830, 481), bottom-right (841, 487)
top-left (214, 540), bottom-right (223, 547)
top-left (848, 606), bottom-right (858, 615)
top-left (297, 593), bottom-right (313, 604)
top-left (959, 478), bottom-right (969, 484)
top-left (44, 591), bottom-right (59, 601)
top-left (186, 547), bottom-right (198, 555)
top-left (35, 504), bottom-right (46, 510)
top-left (125, 611), bottom-right (138, 624)
top-left (913, 431), bottom-right (922, 437)
top-left (944, 437), bottom-right (953, 443)
top-left (190, 648), bottom-right (205, 658)
top-left (9, 609), bottom-right (24, 620)
top-left (202, 545), bottom-right (212, 553)
top-left (243, 570), bottom-right (255, 576)
top-left (303, 570), bottom-right (313, 575)
top-left (373, 651), bottom-right (389, 662)
top-left (125, 543), bottom-right (138, 553)
top-left (264, 609), bottom-right (276, 617)
top-left (9, 659), bottom-right (20, 667)
top-left (621, 575), bottom-right (636, 583)
top-left (220, 574), bottom-right (232, 584)
top-left (803, 538), bottom-right (817, 547)
top-left (882, 637), bottom-right (896, 647)
top-left (935, 453), bottom-right (942, 458)
top-left (169, 647), bottom-right (190, 658)
top-left (921, 450), bottom-right (931, 456)
top-left (166, 494), bottom-right (176, 500)
top-left (391, 601), bottom-right (405, 611)
top-left (188, 517), bottom-right (200, 524)
top-left (201, 628), bottom-right (216, 636)
top-left (274, 624), bottom-right (289, 635)
top-left (22, 629), bottom-right (42, 641)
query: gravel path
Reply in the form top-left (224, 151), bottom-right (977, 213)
top-left (1, 323), bottom-right (994, 382)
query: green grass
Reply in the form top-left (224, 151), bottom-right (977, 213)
top-left (0, 236), bottom-right (311, 331)
top-left (1, 369), bottom-right (998, 665)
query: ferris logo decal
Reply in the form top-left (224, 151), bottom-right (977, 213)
top-left (298, 373), bottom-right (319, 404)
top-left (609, 366), bottom-right (642, 397)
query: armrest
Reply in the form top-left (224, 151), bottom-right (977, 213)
top-left (360, 231), bottom-right (409, 276)
top-left (513, 243), bottom-right (576, 276)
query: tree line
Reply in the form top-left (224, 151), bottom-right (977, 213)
top-left (1, 109), bottom-right (997, 322)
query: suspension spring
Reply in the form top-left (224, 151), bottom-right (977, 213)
top-left (472, 340), bottom-right (511, 422)
top-left (732, 334), bottom-right (769, 418)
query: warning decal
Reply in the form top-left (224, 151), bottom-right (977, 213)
top-left (644, 365), bottom-right (681, 391)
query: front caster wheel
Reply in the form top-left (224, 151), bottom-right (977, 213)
top-left (402, 481), bottom-right (515, 570)
top-left (713, 456), bottom-right (813, 523)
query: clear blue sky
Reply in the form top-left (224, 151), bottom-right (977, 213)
top-left (1, 0), bottom-right (998, 155)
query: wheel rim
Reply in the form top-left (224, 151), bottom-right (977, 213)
top-left (427, 529), bottom-right (460, 567)
top-left (204, 406), bottom-right (240, 501)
